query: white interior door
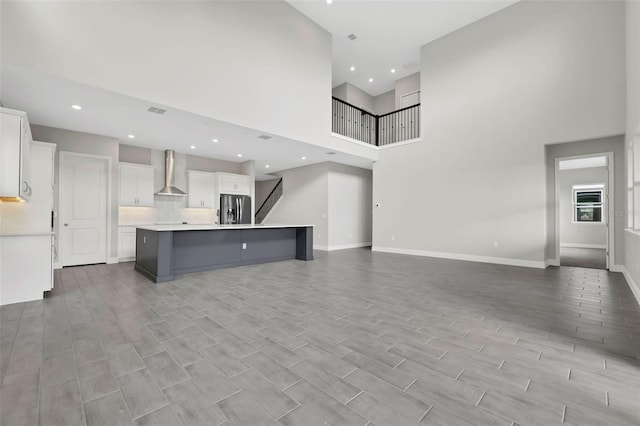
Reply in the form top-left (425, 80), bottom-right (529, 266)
top-left (59, 152), bottom-right (108, 266)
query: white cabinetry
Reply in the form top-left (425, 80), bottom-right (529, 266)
top-left (0, 235), bottom-right (53, 305)
top-left (188, 171), bottom-right (216, 208)
top-left (217, 172), bottom-right (250, 195)
top-left (119, 163), bottom-right (154, 206)
top-left (0, 108), bottom-right (32, 201)
top-left (118, 227), bottom-right (137, 261)
top-left (0, 142), bottom-right (56, 306)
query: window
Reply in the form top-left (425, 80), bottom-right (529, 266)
top-left (573, 186), bottom-right (604, 222)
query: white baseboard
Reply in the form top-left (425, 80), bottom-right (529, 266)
top-left (372, 246), bottom-right (545, 269)
top-left (560, 243), bottom-right (606, 249)
top-left (614, 265), bottom-right (640, 307)
top-left (107, 257), bottom-right (119, 264)
top-left (314, 242), bottom-right (371, 252)
top-left (545, 258), bottom-right (560, 267)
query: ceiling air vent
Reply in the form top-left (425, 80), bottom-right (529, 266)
top-left (347, 33), bottom-right (357, 41)
top-left (258, 135), bottom-right (272, 140)
top-left (148, 106), bottom-right (167, 115)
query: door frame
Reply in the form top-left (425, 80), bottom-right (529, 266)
top-left (554, 151), bottom-right (614, 269)
top-left (58, 151), bottom-right (112, 267)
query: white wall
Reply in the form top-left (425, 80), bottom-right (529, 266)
top-left (373, 1), bottom-right (625, 267)
top-left (558, 167), bottom-right (607, 248)
top-left (624, 0), bottom-right (640, 301)
top-left (332, 83), bottom-right (375, 113)
top-left (265, 162), bottom-right (372, 250)
top-left (374, 90), bottom-right (396, 116)
top-left (328, 164), bottom-right (372, 248)
top-left (31, 125), bottom-right (120, 262)
top-left (332, 84), bottom-right (348, 102)
top-left (264, 163), bottom-right (329, 248)
top-left (1, 0), bottom-right (335, 153)
top-left (394, 72), bottom-right (420, 109)
top-left (255, 179), bottom-right (280, 210)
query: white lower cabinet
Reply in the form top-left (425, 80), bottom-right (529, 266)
top-left (119, 227), bottom-right (137, 261)
top-left (0, 234), bottom-right (53, 306)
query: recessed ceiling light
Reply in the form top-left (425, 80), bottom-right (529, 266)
top-left (349, 66), bottom-right (355, 71)
top-left (265, 165), bottom-right (270, 168)
top-left (237, 154), bottom-right (243, 158)
top-left (71, 104), bottom-right (82, 110)
top-left (212, 138), bottom-right (219, 143)
top-left (301, 156), bottom-right (307, 160)
top-left (368, 78), bottom-right (373, 83)
top-left (190, 145), bottom-right (196, 149)
top-left (390, 69), bottom-right (396, 73)
top-left (326, 0), bottom-right (332, 4)
top-left (128, 134), bottom-right (135, 139)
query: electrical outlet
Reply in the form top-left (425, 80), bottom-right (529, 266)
top-left (391, 235), bottom-right (395, 241)
top-left (492, 241), bottom-right (498, 247)
top-left (242, 243), bottom-right (247, 249)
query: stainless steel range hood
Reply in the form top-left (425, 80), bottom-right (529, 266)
top-left (155, 150), bottom-right (187, 196)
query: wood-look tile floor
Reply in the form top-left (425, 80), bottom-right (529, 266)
top-left (1, 249), bottom-right (639, 426)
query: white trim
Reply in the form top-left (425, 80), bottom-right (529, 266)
top-left (107, 257), bottom-right (119, 264)
top-left (376, 138), bottom-right (422, 150)
top-left (331, 132), bottom-right (378, 149)
top-left (372, 246), bottom-right (545, 269)
top-left (59, 151), bottom-right (112, 267)
top-left (545, 259), bottom-right (560, 267)
top-left (560, 243), bottom-right (607, 249)
top-left (613, 265), bottom-right (640, 307)
top-left (330, 132), bottom-right (422, 150)
top-left (314, 242), bottom-right (371, 251)
top-left (554, 151), bottom-right (614, 270)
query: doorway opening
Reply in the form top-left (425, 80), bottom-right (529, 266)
top-left (555, 153), bottom-right (613, 270)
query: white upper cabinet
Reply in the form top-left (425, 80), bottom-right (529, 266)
top-left (0, 108), bottom-right (32, 201)
top-left (119, 163), bottom-right (154, 206)
top-left (217, 172), bottom-right (250, 195)
top-left (188, 170), bottom-right (216, 208)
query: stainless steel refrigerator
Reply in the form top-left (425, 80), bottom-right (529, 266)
top-left (219, 194), bottom-right (251, 224)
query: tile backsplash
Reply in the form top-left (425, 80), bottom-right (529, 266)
top-left (119, 196), bottom-right (216, 225)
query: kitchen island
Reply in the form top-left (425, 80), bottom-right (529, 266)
top-left (134, 224), bottom-right (314, 283)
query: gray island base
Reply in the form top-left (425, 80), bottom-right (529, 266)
top-left (134, 224), bottom-right (314, 283)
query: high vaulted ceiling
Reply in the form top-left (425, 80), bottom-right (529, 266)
top-left (1, 1), bottom-right (519, 177)
top-left (287, 0), bottom-right (518, 96)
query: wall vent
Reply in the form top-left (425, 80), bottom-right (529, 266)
top-left (148, 107), bottom-right (167, 115)
top-left (347, 33), bottom-right (357, 41)
top-left (258, 135), bottom-right (272, 140)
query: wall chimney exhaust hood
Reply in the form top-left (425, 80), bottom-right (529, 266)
top-left (155, 150), bottom-right (187, 196)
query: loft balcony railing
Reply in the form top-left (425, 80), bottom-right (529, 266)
top-left (332, 97), bottom-right (420, 146)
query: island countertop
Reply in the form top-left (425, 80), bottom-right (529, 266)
top-left (134, 224), bottom-right (314, 282)
top-left (136, 224), bottom-right (314, 232)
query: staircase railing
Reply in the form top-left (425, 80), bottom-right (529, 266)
top-left (255, 178), bottom-right (283, 224)
top-left (332, 96), bottom-right (420, 146)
